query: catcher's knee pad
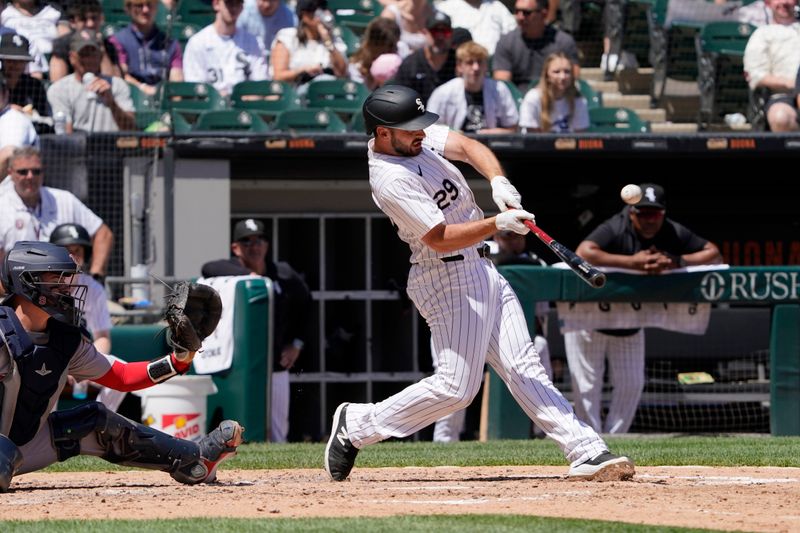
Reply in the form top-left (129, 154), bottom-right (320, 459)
top-left (0, 434), bottom-right (22, 492)
top-left (49, 402), bottom-right (206, 481)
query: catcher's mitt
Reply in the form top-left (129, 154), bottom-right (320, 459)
top-left (164, 282), bottom-right (222, 353)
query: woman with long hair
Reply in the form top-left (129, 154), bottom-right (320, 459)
top-left (519, 52), bottom-right (589, 133)
top-left (348, 17), bottom-right (404, 89)
top-left (271, 0), bottom-right (347, 87)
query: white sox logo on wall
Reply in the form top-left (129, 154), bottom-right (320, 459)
top-left (416, 98), bottom-right (424, 113)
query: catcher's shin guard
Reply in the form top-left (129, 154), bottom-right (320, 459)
top-left (49, 402), bottom-right (214, 484)
top-left (0, 434), bottom-right (22, 492)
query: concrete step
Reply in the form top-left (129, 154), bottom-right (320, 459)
top-left (617, 68), bottom-right (654, 95)
top-left (581, 67), bottom-right (606, 82)
top-left (650, 122), bottom-right (699, 133)
top-left (600, 93), bottom-right (652, 111)
top-left (635, 108), bottom-right (667, 123)
top-left (585, 80), bottom-right (619, 93)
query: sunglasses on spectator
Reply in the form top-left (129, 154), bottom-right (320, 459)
top-left (430, 27), bottom-right (453, 36)
top-left (515, 7), bottom-right (542, 15)
top-left (13, 168), bottom-right (42, 176)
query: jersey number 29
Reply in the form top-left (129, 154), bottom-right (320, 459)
top-left (433, 179), bottom-right (459, 209)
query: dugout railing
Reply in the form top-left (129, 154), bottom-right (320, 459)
top-left (485, 266), bottom-right (800, 438)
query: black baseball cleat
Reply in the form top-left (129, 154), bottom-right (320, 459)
top-left (567, 451), bottom-right (635, 481)
top-left (325, 403), bottom-right (359, 481)
top-left (198, 420), bottom-right (245, 483)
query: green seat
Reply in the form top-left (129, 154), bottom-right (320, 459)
top-left (332, 11), bottom-right (373, 34)
top-left (332, 24), bottom-right (360, 56)
top-left (328, 0), bottom-right (377, 15)
top-left (192, 110), bottom-right (271, 132)
top-left (134, 110), bottom-right (166, 130)
top-left (273, 108), bottom-right (348, 133)
top-left (305, 79), bottom-right (369, 119)
top-left (231, 80), bottom-right (299, 122)
top-left (696, 22), bottom-right (756, 129)
top-left (128, 82), bottom-right (159, 110)
top-left (499, 79), bottom-right (523, 110)
top-left (577, 79), bottom-right (602, 109)
top-left (349, 111), bottom-right (366, 133)
top-left (162, 82), bottom-right (226, 124)
top-left (166, 110), bottom-right (194, 133)
top-left (170, 21), bottom-right (201, 48)
top-left (177, 0), bottom-right (215, 26)
top-left (588, 107), bottom-right (650, 133)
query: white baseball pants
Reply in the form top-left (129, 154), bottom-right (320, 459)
top-left (563, 329), bottom-right (645, 433)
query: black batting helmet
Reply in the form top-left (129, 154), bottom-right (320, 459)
top-left (50, 223), bottom-right (92, 248)
top-left (362, 85), bottom-right (439, 135)
top-left (2, 242), bottom-right (86, 326)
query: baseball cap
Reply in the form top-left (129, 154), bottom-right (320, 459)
top-left (634, 183), bottom-right (666, 209)
top-left (0, 33), bottom-right (33, 61)
top-left (296, 0), bottom-right (325, 15)
top-left (426, 10), bottom-right (452, 29)
top-left (451, 27), bottom-right (473, 47)
top-left (233, 218), bottom-right (265, 241)
top-left (70, 29), bottom-right (102, 53)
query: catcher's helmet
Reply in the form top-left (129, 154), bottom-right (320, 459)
top-left (362, 85), bottom-right (439, 135)
top-left (2, 241), bottom-right (86, 326)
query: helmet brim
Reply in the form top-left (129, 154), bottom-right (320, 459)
top-left (381, 111), bottom-right (439, 132)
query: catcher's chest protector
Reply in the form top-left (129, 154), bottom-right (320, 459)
top-left (0, 309), bottom-right (81, 446)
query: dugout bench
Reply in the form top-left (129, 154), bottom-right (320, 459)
top-left (109, 277), bottom-right (273, 441)
top-left (485, 266), bottom-right (800, 437)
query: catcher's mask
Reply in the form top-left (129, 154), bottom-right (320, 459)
top-left (2, 241), bottom-right (87, 326)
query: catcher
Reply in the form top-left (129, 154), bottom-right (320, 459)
top-left (0, 241), bottom-right (240, 492)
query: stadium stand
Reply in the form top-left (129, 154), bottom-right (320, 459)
top-left (231, 80), bottom-right (300, 124)
top-left (192, 109), bottom-right (272, 132)
top-left (272, 108), bottom-right (348, 132)
top-left (588, 106), bottom-right (650, 132)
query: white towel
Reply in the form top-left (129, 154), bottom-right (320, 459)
top-left (194, 275), bottom-right (259, 374)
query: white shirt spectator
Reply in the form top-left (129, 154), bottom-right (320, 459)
top-left (0, 106), bottom-right (39, 148)
top-left (272, 26), bottom-right (347, 74)
top-left (743, 22), bottom-right (800, 90)
top-left (519, 87), bottom-right (590, 132)
top-left (436, 0), bottom-right (516, 55)
top-left (183, 24), bottom-right (269, 95)
top-left (0, 185), bottom-right (104, 253)
top-left (47, 74), bottom-right (134, 132)
top-left (427, 76), bottom-right (518, 130)
top-left (80, 273), bottom-right (112, 337)
top-left (0, 3), bottom-right (60, 54)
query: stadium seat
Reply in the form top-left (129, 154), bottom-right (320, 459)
top-left (500, 79), bottom-right (523, 110)
top-left (695, 22), bottom-right (755, 129)
top-left (328, 0), bottom-right (376, 33)
top-left (192, 110), bottom-right (271, 132)
top-left (332, 24), bottom-right (360, 56)
top-left (647, 0), bottom-right (701, 107)
top-left (273, 108), bottom-right (348, 133)
top-left (305, 79), bottom-right (369, 120)
top-left (577, 79), bottom-right (603, 109)
top-left (176, 0), bottom-right (215, 26)
top-left (349, 111), bottom-right (366, 133)
top-left (170, 21), bottom-right (201, 48)
top-left (231, 80), bottom-right (299, 123)
top-left (127, 82), bottom-right (159, 110)
top-left (588, 107), bottom-right (650, 132)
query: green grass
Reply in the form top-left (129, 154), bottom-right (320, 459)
top-left (42, 435), bottom-right (800, 472)
top-left (0, 516), bottom-right (725, 533)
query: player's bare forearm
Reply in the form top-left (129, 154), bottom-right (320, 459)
top-left (443, 130), bottom-right (505, 180)
top-left (90, 224), bottom-right (114, 276)
top-left (577, 241), bottom-right (645, 270)
top-left (681, 243), bottom-right (723, 266)
top-left (422, 219), bottom-right (497, 253)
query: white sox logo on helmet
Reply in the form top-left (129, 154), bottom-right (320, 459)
top-left (416, 98), bottom-right (424, 112)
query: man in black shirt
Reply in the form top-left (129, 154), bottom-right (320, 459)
top-left (49, 0), bottom-right (120, 83)
top-left (0, 33), bottom-right (50, 124)
top-left (387, 11), bottom-right (460, 103)
top-left (492, 0), bottom-right (579, 92)
top-left (201, 219), bottom-right (311, 443)
top-left (564, 184), bottom-right (722, 434)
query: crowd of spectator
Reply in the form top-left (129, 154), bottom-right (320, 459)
top-left (0, 0), bottom-right (791, 136)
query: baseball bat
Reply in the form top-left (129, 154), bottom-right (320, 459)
top-left (523, 220), bottom-right (607, 289)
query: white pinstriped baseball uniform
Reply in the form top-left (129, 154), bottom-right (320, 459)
top-left (344, 124), bottom-right (608, 466)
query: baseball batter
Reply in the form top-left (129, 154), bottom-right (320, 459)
top-left (325, 85), bottom-right (634, 482)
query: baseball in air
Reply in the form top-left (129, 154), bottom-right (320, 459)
top-left (620, 184), bottom-right (643, 205)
